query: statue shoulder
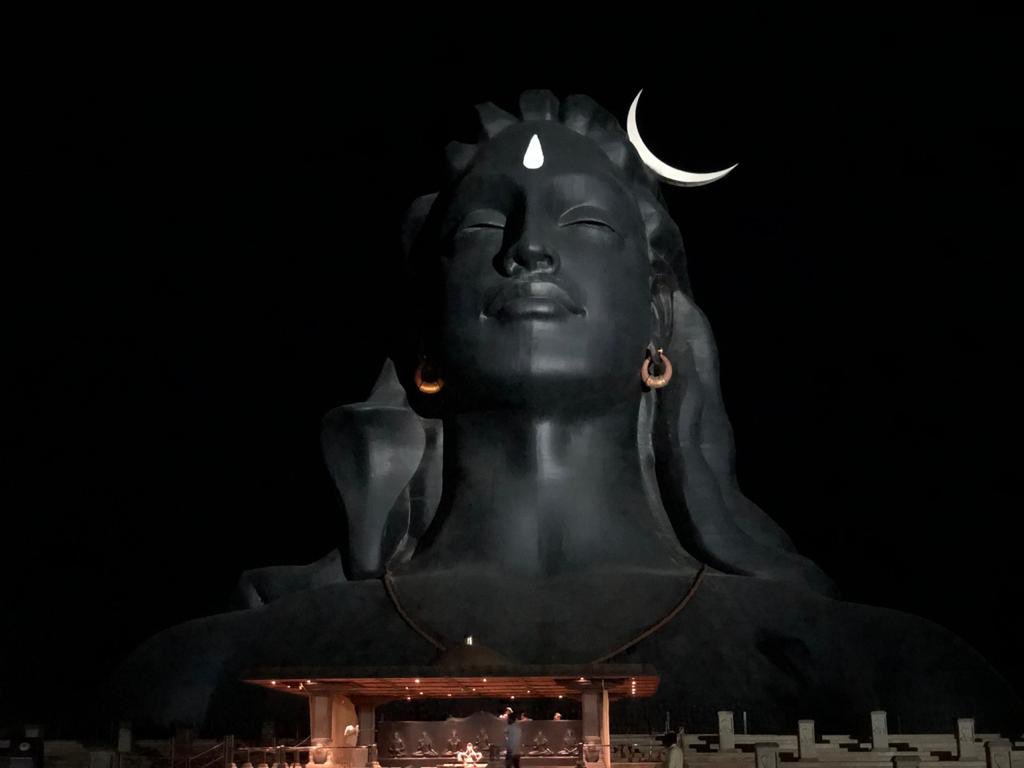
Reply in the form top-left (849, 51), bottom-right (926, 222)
top-left (648, 573), bottom-right (1023, 723)
top-left (231, 549), bottom-right (347, 608)
top-left (110, 579), bottom-right (435, 728)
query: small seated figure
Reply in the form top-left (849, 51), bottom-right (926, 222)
top-left (557, 729), bottom-right (578, 756)
top-left (455, 743), bottom-right (483, 768)
top-left (446, 731), bottom-right (461, 756)
top-left (416, 732), bottom-right (439, 757)
top-left (475, 730), bottom-right (490, 752)
top-left (528, 732), bottom-right (553, 756)
top-left (389, 732), bottom-right (406, 758)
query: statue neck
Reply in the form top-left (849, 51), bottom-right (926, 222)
top-left (408, 397), bottom-right (690, 577)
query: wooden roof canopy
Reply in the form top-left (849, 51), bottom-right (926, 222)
top-left (244, 664), bottom-right (659, 702)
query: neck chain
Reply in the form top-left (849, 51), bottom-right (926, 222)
top-left (382, 563), bottom-right (706, 664)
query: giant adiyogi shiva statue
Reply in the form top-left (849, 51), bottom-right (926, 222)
top-left (113, 91), bottom-right (1022, 730)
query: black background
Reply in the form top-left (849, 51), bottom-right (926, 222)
top-left (6, 13), bottom-right (1022, 736)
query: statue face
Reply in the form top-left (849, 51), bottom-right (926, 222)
top-left (435, 122), bottom-right (651, 412)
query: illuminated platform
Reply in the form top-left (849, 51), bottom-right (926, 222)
top-left (244, 663), bottom-right (659, 700)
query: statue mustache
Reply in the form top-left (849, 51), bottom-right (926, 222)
top-left (482, 277), bottom-right (585, 318)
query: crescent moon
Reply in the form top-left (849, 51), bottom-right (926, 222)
top-left (627, 89), bottom-right (737, 187)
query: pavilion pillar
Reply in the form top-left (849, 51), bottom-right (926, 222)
top-left (580, 687), bottom-right (611, 768)
top-left (355, 701), bottom-right (376, 747)
top-left (600, 688), bottom-right (611, 768)
top-left (581, 689), bottom-right (599, 763)
top-left (309, 694), bottom-right (334, 766)
top-left (310, 693), bottom-right (334, 741)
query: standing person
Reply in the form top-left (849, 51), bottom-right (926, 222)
top-left (505, 711), bottom-right (522, 768)
top-left (661, 733), bottom-right (683, 768)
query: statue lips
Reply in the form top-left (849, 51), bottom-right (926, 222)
top-left (483, 279), bottom-right (585, 321)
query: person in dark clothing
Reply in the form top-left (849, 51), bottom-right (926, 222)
top-left (505, 711), bottom-right (523, 768)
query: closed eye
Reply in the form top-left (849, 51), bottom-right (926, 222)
top-left (562, 218), bottom-right (615, 231)
top-left (458, 208), bottom-right (507, 233)
top-left (558, 204), bottom-right (617, 233)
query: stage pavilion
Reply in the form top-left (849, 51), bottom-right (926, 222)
top-left (243, 638), bottom-right (659, 768)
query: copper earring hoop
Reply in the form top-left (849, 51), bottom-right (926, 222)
top-left (414, 361), bottom-right (444, 394)
top-left (641, 347), bottom-right (673, 389)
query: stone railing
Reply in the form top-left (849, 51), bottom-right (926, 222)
top-left (40, 712), bottom-right (1023, 768)
top-left (608, 711), bottom-right (1022, 768)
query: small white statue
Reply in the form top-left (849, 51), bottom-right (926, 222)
top-left (455, 742), bottom-right (483, 768)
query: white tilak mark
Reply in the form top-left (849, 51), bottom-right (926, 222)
top-left (522, 134), bottom-right (544, 169)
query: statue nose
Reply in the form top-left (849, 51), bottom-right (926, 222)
top-left (503, 221), bottom-right (559, 276)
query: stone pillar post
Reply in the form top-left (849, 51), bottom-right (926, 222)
top-left (755, 743), bottom-right (779, 768)
top-left (985, 739), bottom-right (1011, 768)
top-left (117, 722), bottom-right (132, 754)
top-left (797, 721), bottom-right (816, 760)
top-left (957, 719), bottom-right (978, 761)
top-left (870, 712), bottom-right (888, 751)
top-left (717, 712), bottom-right (735, 752)
top-left (224, 735), bottom-right (236, 768)
top-left (177, 727), bottom-right (195, 760)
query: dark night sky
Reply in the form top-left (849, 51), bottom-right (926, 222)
top-left (6, 14), bottom-right (1023, 736)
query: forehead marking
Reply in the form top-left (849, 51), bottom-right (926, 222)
top-left (522, 134), bottom-right (544, 169)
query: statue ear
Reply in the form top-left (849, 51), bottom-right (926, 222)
top-left (650, 268), bottom-right (675, 346)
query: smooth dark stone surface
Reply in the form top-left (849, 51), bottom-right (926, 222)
top-left (109, 567), bottom-right (1023, 731)
top-left (107, 91), bottom-right (1023, 735)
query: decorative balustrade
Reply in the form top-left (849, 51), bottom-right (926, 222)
top-left (45, 713), bottom-right (1023, 768)
top-left (606, 712), bottom-right (1022, 768)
